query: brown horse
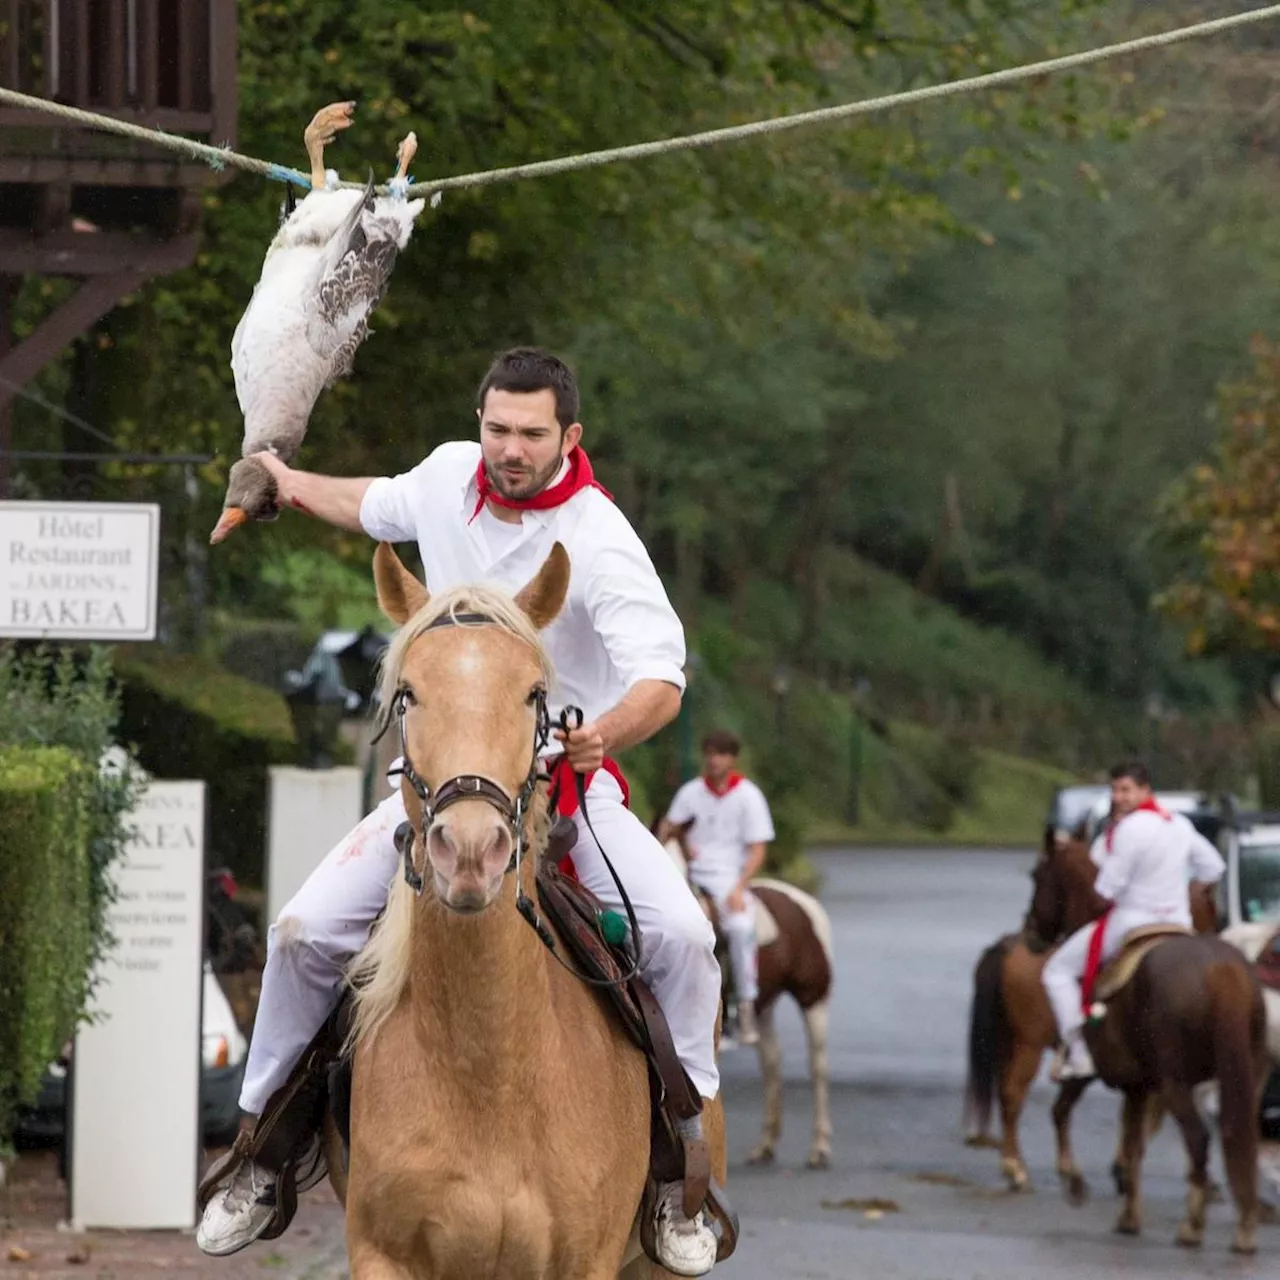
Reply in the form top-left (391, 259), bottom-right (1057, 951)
top-left (324, 541), bottom-right (728, 1279)
top-left (1024, 845), bottom-right (1268, 1253)
top-left (964, 835), bottom-right (1219, 1198)
top-left (661, 826), bottom-right (833, 1168)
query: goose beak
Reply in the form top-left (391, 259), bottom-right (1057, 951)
top-left (210, 506), bottom-right (248, 545)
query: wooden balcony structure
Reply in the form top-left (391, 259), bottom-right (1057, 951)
top-left (0, 0), bottom-right (237, 490)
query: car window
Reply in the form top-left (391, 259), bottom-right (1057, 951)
top-left (1239, 842), bottom-right (1280, 924)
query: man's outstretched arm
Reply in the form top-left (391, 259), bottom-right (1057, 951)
top-left (251, 451), bottom-right (376, 535)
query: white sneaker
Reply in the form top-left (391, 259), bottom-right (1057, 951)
top-left (653, 1180), bottom-right (718, 1276)
top-left (1050, 1039), bottom-right (1096, 1083)
top-left (196, 1135), bottom-right (324, 1257)
top-left (736, 1002), bottom-right (760, 1047)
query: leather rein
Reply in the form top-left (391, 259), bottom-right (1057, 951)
top-left (385, 610), bottom-right (643, 988)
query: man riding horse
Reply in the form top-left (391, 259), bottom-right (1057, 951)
top-left (197, 348), bottom-right (725, 1275)
top-left (1042, 759), bottom-right (1226, 1082)
top-left (658, 730), bottom-right (775, 1047)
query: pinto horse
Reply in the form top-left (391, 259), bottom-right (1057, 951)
top-left (963, 834), bottom-right (1219, 1197)
top-left (326, 541), bottom-right (728, 1280)
top-left (660, 824), bottom-right (834, 1169)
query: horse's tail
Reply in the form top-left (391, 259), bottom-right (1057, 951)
top-left (964, 934), bottom-right (1011, 1144)
top-left (1210, 957), bottom-right (1263, 1215)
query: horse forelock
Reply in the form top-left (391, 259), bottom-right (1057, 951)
top-left (374, 582), bottom-right (554, 737)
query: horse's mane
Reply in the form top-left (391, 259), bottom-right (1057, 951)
top-left (348, 582), bottom-right (555, 1053)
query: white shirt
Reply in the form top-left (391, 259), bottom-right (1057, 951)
top-left (1089, 809), bottom-right (1225, 923)
top-left (359, 441), bottom-right (686, 739)
top-left (665, 776), bottom-right (775, 881)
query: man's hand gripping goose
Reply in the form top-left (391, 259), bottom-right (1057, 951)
top-left (211, 102), bottom-right (425, 543)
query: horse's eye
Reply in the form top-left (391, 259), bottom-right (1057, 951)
top-left (399, 686), bottom-right (417, 707)
top-left (526, 685), bottom-right (545, 707)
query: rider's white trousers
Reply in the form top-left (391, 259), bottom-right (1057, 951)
top-left (239, 768), bottom-right (723, 1114)
top-left (1042, 906), bottom-right (1178, 1043)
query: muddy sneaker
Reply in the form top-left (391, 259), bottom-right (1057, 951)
top-left (196, 1135), bottom-right (324, 1257)
top-left (653, 1180), bottom-right (718, 1276)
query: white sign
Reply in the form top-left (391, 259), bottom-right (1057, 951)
top-left (0, 500), bottom-right (160, 640)
top-left (267, 765), bottom-right (365, 925)
top-left (70, 780), bottom-right (205, 1231)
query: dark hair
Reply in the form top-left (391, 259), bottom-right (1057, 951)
top-left (701, 729), bottom-right (741, 757)
top-left (1109, 759), bottom-right (1151, 788)
top-left (477, 347), bottom-right (580, 430)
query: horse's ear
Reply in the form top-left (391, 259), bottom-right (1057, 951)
top-left (513, 541), bottom-right (570, 630)
top-left (373, 542), bottom-right (429, 625)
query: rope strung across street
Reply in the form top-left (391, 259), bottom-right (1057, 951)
top-left (2, 4), bottom-right (1278, 198)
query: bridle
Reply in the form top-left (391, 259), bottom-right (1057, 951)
top-left (388, 614), bottom-right (551, 895)
top-left (384, 609), bottom-right (642, 987)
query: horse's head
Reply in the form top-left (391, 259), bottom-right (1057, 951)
top-left (1025, 835), bottom-right (1104, 945)
top-left (373, 540), bottom-right (569, 914)
top-left (1025, 850), bottom-right (1065, 946)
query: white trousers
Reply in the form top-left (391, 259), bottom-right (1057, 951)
top-left (689, 863), bottom-right (758, 1004)
top-left (240, 770), bottom-right (723, 1113)
top-left (1042, 907), bottom-right (1179, 1042)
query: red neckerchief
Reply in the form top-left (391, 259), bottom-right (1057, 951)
top-left (468, 445), bottom-right (612, 524)
top-left (703, 772), bottom-right (744, 797)
top-left (1104, 796), bottom-right (1171, 853)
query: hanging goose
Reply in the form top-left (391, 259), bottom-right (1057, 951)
top-left (211, 101), bottom-right (427, 543)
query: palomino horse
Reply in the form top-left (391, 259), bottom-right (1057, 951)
top-left (324, 540), bottom-right (728, 1279)
top-left (661, 826), bottom-right (834, 1168)
top-left (1023, 839), bottom-right (1267, 1253)
top-left (964, 834), bottom-right (1219, 1198)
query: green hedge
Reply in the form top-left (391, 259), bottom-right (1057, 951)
top-left (0, 747), bottom-right (89, 1142)
top-left (112, 646), bottom-right (297, 885)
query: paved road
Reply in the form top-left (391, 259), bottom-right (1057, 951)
top-left (135, 845), bottom-right (1277, 1277)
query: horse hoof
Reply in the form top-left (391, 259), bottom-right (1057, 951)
top-left (747, 1146), bottom-right (775, 1166)
top-left (1231, 1236), bottom-right (1258, 1256)
top-left (1176, 1224), bottom-right (1204, 1249)
top-left (1115, 1215), bottom-right (1141, 1237)
top-left (964, 1134), bottom-right (999, 1150)
top-left (806, 1149), bottom-right (830, 1170)
top-left (1060, 1171), bottom-right (1088, 1207)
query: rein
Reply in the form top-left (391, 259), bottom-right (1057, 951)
top-left (386, 610), bottom-right (643, 988)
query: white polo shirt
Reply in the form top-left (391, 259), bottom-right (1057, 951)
top-left (1090, 809), bottom-right (1225, 923)
top-left (665, 776), bottom-right (775, 887)
top-left (359, 441), bottom-right (686, 738)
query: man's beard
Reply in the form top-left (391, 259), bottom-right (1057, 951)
top-left (487, 453), bottom-right (563, 501)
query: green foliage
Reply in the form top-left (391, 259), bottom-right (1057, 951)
top-left (0, 645), bottom-right (142, 989)
top-left (0, 746), bottom-right (89, 1144)
top-left (112, 647), bottom-right (296, 883)
top-left (1256, 723), bottom-right (1280, 811)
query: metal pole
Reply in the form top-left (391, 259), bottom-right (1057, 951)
top-left (846, 701), bottom-right (863, 826)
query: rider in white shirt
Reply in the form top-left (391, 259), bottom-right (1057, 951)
top-left (197, 349), bottom-right (724, 1276)
top-left (660, 730), bottom-right (775, 1047)
top-left (1042, 760), bottom-right (1225, 1081)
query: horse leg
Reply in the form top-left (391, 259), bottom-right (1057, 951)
top-left (802, 998), bottom-right (832, 1169)
top-left (998, 1038), bottom-right (1040, 1192)
top-left (1113, 1093), bottom-right (1165, 1197)
top-left (1051, 1077), bottom-right (1092, 1205)
top-left (1159, 1082), bottom-right (1211, 1248)
top-left (1115, 1088), bottom-right (1150, 1236)
top-left (747, 1001), bottom-right (782, 1165)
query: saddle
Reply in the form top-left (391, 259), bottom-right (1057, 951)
top-left (1092, 922), bottom-right (1194, 1005)
top-left (198, 819), bottom-right (739, 1268)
